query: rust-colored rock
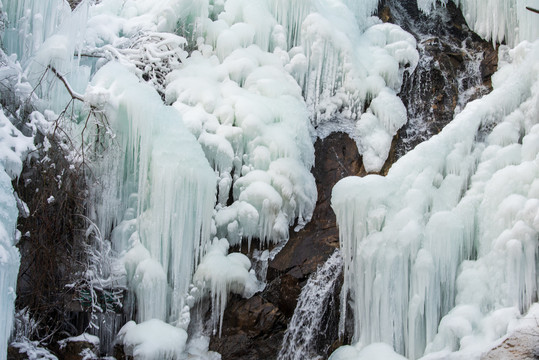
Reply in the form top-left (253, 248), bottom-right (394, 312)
top-left (268, 132), bottom-right (365, 283)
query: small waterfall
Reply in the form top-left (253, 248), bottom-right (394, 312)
top-left (278, 250), bottom-right (343, 360)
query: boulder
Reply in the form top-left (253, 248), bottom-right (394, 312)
top-left (482, 327), bottom-right (539, 360)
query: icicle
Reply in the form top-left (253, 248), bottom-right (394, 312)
top-left (0, 168), bottom-right (20, 360)
top-left (415, 0), bottom-right (539, 46)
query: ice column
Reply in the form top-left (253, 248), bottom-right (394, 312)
top-left (88, 62), bottom-right (216, 325)
top-left (0, 168), bottom-right (20, 360)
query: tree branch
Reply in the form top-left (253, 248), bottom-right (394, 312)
top-left (48, 65), bottom-right (85, 102)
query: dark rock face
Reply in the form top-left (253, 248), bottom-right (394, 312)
top-left (7, 346), bottom-right (31, 360)
top-left (210, 132), bottom-right (365, 359)
top-left (379, 0), bottom-right (498, 158)
top-left (209, 294), bottom-right (288, 359)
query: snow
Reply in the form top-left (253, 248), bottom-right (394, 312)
top-left (332, 39), bottom-right (539, 359)
top-left (58, 333), bottom-right (100, 348)
top-left (0, 106), bottom-right (35, 179)
top-left (117, 319), bottom-right (188, 360)
top-left (8, 340), bottom-right (58, 360)
top-left (330, 343), bottom-right (408, 360)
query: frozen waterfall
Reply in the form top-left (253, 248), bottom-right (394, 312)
top-left (1, 0), bottom-right (539, 359)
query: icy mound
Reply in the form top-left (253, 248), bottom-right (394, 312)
top-left (332, 40), bottom-right (539, 359)
top-left (330, 343), bottom-right (407, 360)
top-left (165, 48), bottom-right (317, 247)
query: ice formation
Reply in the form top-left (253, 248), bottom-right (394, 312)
top-left (193, 238), bottom-right (260, 335)
top-left (330, 343), bottom-right (407, 360)
top-left (332, 40), bottom-right (539, 359)
top-left (88, 62), bottom-right (216, 328)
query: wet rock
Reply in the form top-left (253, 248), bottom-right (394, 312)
top-left (267, 132), bottom-right (366, 283)
top-left (378, 0), bottom-right (498, 158)
top-left (112, 344), bottom-right (127, 360)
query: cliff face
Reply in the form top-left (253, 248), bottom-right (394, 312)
top-left (209, 2), bottom-right (498, 359)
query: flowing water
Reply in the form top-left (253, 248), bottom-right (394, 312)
top-left (278, 250), bottom-right (343, 360)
